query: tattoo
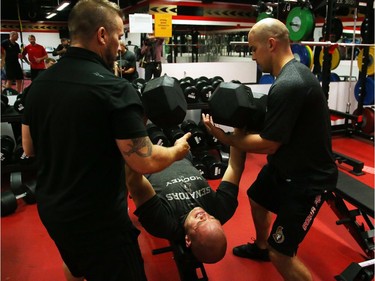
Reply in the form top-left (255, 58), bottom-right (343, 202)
top-left (123, 137), bottom-right (152, 157)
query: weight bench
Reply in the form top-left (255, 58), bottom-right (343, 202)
top-left (326, 171), bottom-right (374, 280)
top-left (152, 240), bottom-right (208, 281)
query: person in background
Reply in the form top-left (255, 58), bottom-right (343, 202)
top-left (191, 28), bottom-right (200, 62)
top-left (140, 33), bottom-right (164, 81)
top-left (21, 0), bottom-right (191, 280)
top-left (22, 35), bottom-right (48, 81)
top-left (126, 140), bottom-right (246, 264)
top-left (44, 57), bottom-right (56, 69)
top-left (312, 37), bottom-right (323, 78)
top-left (52, 38), bottom-right (70, 59)
top-left (202, 18), bottom-right (338, 281)
top-left (117, 41), bottom-right (138, 82)
top-left (1, 31), bottom-right (24, 93)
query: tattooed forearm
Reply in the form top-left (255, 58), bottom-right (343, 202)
top-left (123, 137), bottom-right (153, 157)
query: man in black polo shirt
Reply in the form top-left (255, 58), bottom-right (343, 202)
top-left (21, 0), bottom-right (190, 280)
top-left (202, 18), bottom-right (338, 281)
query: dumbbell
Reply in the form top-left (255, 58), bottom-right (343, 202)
top-left (179, 80), bottom-right (199, 103)
top-left (141, 75), bottom-right (187, 128)
top-left (163, 125), bottom-right (185, 145)
top-left (1, 94), bottom-right (9, 113)
top-left (210, 76), bottom-right (224, 91)
top-left (13, 86), bottom-right (30, 114)
top-left (197, 120), bottom-right (220, 147)
top-left (1, 181), bottom-right (36, 217)
top-left (208, 82), bottom-right (267, 132)
top-left (2, 87), bottom-right (19, 96)
top-left (1, 135), bottom-right (15, 165)
top-left (132, 78), bottom-right (147, 95)
top-left (192, 155), bottom-right (208, 178)
top-left (196, 149), bottom-right (226, 180)
top-left (147, 123), bottom-right (170, 147)
top-left (180, 119), bottom-right (206, 149)
top-left (195, 79), bottom-right (214, 102)
top-left (13, 136), bottom-right (35, 165)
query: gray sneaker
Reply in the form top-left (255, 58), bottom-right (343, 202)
top-left (232, 242), bottom-right (270, 261)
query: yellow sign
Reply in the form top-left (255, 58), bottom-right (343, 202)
top-left (154, 14), bottom-right (172, 38)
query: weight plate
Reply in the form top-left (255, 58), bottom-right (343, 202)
top-left (330, 73), bottom-right (341, 82)
top-left (286, 7), bottom-right (315, 42)
top-left (319, 47), bottom-right (340, 70)
top-left (291, 44), bottom-right (310, 67)
top-left (259, 74), bottom-right (275, 84)
top-left (353, 107), bottom-right (375, 134)
top-left (354, 76), bottom-right (374, 105)
top-left (322, 18), bottom-right (343, 42)
top-left (305, 45), bottom-right (314, 69)
top-left (257, 12), bottom-right (273, 22)
top-left (357, 47), bottom-right (375, 76)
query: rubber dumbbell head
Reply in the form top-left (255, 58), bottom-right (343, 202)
top-left (141, 75), bottom-right (187, 128)
top-left (163, 125), bottom-right (185, 145)
top-left (1, 181), bottom-right (36, 217)
top-left (209, 82), bottom-right (256, 128)
top-left (180, 119), bottom-right (206, 148)
top-left (1, 135), bottom-right (15, 165)
top-left (147, 123), bottom-right (170, 147)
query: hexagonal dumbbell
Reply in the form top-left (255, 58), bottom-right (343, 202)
top-left (147, 123), bottom-right (170, 147)
top-left (141, 75), bottom-right (187, 128)
top-left (208, 82), bottom-right (267, 132)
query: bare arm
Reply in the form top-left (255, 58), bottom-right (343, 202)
top-left (22, 124), bottom-right (35, 157)
top-left (221, 129), bottom-right (247, 185)
top-left (202, 113), bottom-right (281, 154)
top-left (116, 132), bottom-right (191, 174)
top-left (125, 164), bottom-right (155, 208)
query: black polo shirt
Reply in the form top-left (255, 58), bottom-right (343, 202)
top-left (23, 47), bottom-right (147, 249)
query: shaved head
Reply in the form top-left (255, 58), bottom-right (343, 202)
top-left (249, 18), bottom-right (290, 45)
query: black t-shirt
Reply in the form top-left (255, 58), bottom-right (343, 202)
top-left (23, 47), bottom-right (147, 249)
top-left (134, 158), bottom-right (239, 241)
top-left (118, 50), bottom-right (138, 81)
top-left (1, 39), bottom-right (21, 65)
top-left (260, 59), bottom-right (337, 189)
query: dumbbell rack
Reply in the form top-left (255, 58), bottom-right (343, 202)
top-left (1, 105), bottom-right (37, 191)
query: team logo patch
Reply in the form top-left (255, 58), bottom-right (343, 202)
top-left (272, 226), bottom-right (285, 244)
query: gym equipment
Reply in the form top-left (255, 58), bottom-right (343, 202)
top-left (1, 94), bottom-right (9, 113)
top-left (210, 76), bottom-right (224, 90)
top-left (322, 17), bottom-right (343, 42)
top-left (291, 44), bottom-right (313, 68)
top-left (2, 88), bottom-right (18, 96)
top-left (208, 82), bottom-right (267, 132)
top-left (335, 259), bottom-right (374, 281)
top-left (192, 156), bottom-right (208, 179)
top-left (141, 75), bottom-right (187, 128)
top-left (13, 87), bottom-right (30, 114)
top-left (180, 80), bottom-right (199, 103)
top-left (152, 240), bottom-right (208, 281)
top-left (361, 15), bottom-right (374, 43)
top-left (319, 47), bottom-right (340, 70)
top-left (197, 120), bottom-right (220, 147)
top-left (163, 125), bottom-right (185, 145)
top-left (195, 79), bottom-right (214, 102)
top-left (195, 149), bottom-right (226, 180)
top-left (327, 171), bottom-right (374, 260)
top-left (146, 123), bottom-right (170, 147)
top-left (357, 47), bottom-right (374, 76)
top-left (257, 11), bottom-right (273, 22)
top-left (13, 137), bottom-right (35, 165)
top-left (1, 135), bottom-right (15, 165)
top-left (352, 107), bottom-right (375, 135)
top-left (354, 77), bottom-right (374, 106)
top-left (286, 6), bottom-right (315, 42)
top-left (180, 120), bottom-right (206, 149)
top-left (1, 181), bottom-right (36, 217)
top-left (259, 74), bottom-right (274, 84)
top-left (132, 78), bottom-right (147, 94)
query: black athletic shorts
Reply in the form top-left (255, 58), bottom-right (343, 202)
top-left (5, 63), bottom-right (23, 80)
top-left (54, 225), bottom-right (148, 281)
top-left (247, 164), bottom-right (327, 257)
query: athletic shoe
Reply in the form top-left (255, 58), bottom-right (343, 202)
top-left (232, 242), bottom-right (270, 261)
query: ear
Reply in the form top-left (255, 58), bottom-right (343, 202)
top-left (97, 27), bottom-right (106, 45)
top-left (185, 234), bottom-right (192, 248)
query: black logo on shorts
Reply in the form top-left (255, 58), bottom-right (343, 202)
top-left (272, 226), bottom-right (285, 244)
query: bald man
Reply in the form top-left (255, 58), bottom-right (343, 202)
top-left (126, 140), bottom-right (246, 264)
top-left (202, 18), bottom-right (338, 281)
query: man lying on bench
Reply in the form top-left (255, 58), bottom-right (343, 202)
top-left (125, 130), bottom-right (246, 264)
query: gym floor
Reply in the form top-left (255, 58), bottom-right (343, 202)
top-left (1, 134), bottom-right (374, 281)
